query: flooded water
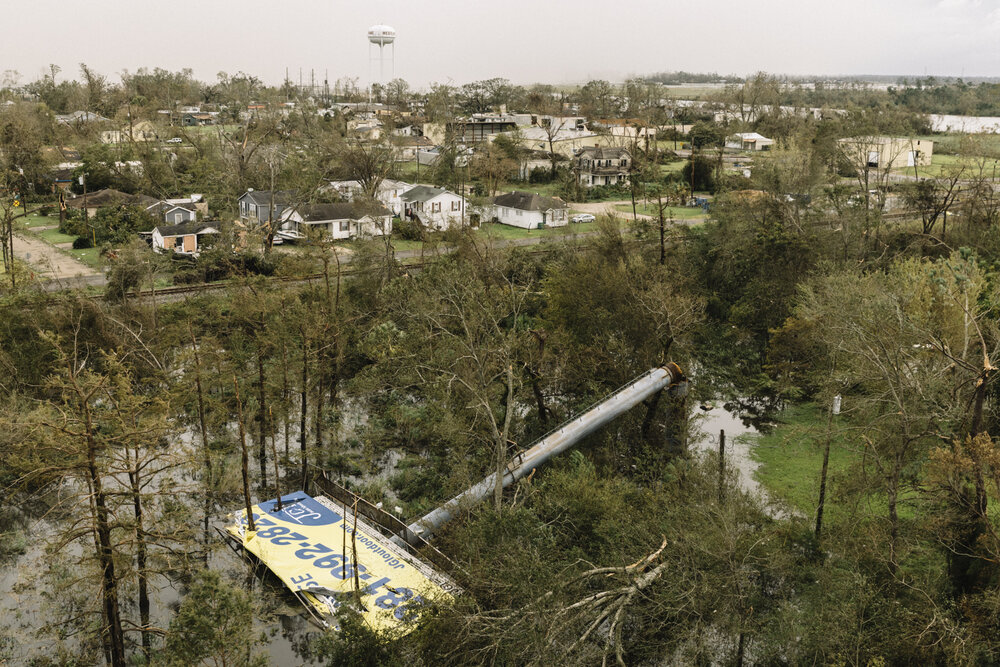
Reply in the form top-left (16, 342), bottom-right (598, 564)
top-left (689, 403), bottom-right (795, 518)
top-left (1, 395), bottom-right (787, 664)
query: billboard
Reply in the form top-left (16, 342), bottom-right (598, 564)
top-left (227, 492), bottom-right (457, 632)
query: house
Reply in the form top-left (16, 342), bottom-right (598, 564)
top-left (146, 201), bottom-right (198, 225)
top-left (161, 194), bottom-right (208, 217)
top-left (64, 189), bottom-right (157, 219)
top-left (401, 185), bottom-right (468, 231)
top-left (491, 191), bottom-right (569, 229)
top-left (100, 120), bottom-right (159, 144)
top-left (324, 179), bottom-right (412, 216)
top-left (416, 146), bottom-right (473, 167)
top-left (55, 111), bottom-right (110, 125)
top-left (837, 136), bottom-right (933, 170)
top-left (151, 222), bottom-right (220, 256)
top-left (576, 147), bottom-right (631, 187)
top-left (393, 135), bottom-right (434, 161)
top-left (237, 190), bottom-right (297, 226)
top-left (181, 112), bottom-right (216, 127)
top-left (725, 132), bottom-right (774, 152)
top-left (516, 125), bottom-right (611, 158)
top-left (277, 202), bottom-right (392, 241)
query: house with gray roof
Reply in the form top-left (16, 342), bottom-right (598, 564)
top-left (277, 202), bottom-right (392, 241)
top-left (491, 191), bottom-right (569, 229)
top-left (401, 185), bottom-right (467, 231)
top-left (237, 189), bottom-right (298, 227)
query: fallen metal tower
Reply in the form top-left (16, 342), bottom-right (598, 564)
top-left (393, 363), bottom-right (687, 547)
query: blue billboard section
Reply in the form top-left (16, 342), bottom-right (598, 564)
top-left (258, 492), bottom-right (343, 527)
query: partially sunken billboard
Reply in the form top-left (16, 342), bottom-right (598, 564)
top-left (227, 492), bottom-right (457, 632)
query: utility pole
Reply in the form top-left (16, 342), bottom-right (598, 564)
top-left (718, 429), bottom-right (726, 503)
top-left (815, 394), bottom-right (841, 540)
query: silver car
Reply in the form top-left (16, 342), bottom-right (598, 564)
top-left (571, 213), bottom-right (595, 223)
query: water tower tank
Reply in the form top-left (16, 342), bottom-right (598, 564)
top-left (367, 25), bottom-right (396, 46)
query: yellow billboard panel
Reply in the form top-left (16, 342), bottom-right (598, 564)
top-left (227, 492), bottom-right (456, 633)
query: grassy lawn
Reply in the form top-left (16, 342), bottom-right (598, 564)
top-left (20, 212), bottom-right (61, 229)
top-left (36, 228), bottom-right (79, 245)
top-left (476, 221), bottom-right (604, 241)
top-left (660, 160), bottom-right (687, 175)
top-left (392, 160), bottom-right (427, 183)
top-left (64, 247), bottom-right (102, 269)
top-left (391, 238), bottom-right (424, 252)
top-left (751, 402), bottom-right (918, 522)
top-left (613, 203), bottom-right (706, 219)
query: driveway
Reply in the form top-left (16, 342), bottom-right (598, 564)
top-left (13, 233), bottom-right (103, 285)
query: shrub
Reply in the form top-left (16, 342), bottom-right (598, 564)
top-left (72, 235), bottom-right (93, 249)
top-left (393, 217), bottom-right (424, 241)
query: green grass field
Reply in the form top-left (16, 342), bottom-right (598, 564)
top-left (476, 221), bottom-right (601, 240)
top-left (20, 212), bottom-right (61, 229)
top-left (613, 203), bottom-right (706, 219)
top-left (64, 247), bottom-right (102, 269)
top-left (36, 228), bottom-right (78, 245)
top-left (750, 402), bottom-right (919, 523)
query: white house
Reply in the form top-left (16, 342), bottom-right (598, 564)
top-left (277, 202), bottom-right (393, 241)
top-left (726, 132), bottom-right (774, 151)
top-left (324, 179), bottom-right (412, 216)
top-left (576, 146), bottom-right (631, 187)
top-left (151, 222), bottom-right (220, 256)
top-left (491, 191), bottom-right (569, 229)
top-left (401, 185), bottom-right (468, 231)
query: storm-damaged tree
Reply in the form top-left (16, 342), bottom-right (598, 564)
top-left (365, 246), bottom-right (536, 510)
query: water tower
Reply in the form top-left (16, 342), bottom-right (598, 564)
top-left (367, 24), bottom-right (396, 86)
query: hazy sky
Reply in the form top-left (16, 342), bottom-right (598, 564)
top-left (7, 0), bottom-right (1000, 88)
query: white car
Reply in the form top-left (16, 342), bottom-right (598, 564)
top-left (165, 137), bottom-right (183, 144)
top-left (571, 213), bottom-right (595, 223)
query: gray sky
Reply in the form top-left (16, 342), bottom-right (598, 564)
top-left (8, 0), bottom-right (1000, 88)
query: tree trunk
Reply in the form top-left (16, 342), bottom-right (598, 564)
top-left (887, 462), bottom-right (900, 575)
top-left (657, 192), bottom-right (666, 265)
top-left (82, 399), bottom-right (126, 667)
top-left (315, 345), bottom-right (325, 453)
top-left (256, 352), bottom-right (268, 491)
top-left (718, 429), bottom-right (726, 504)
top-left (189, 327), bottom-right (213, 558)
top-left (127, 444), bottom-right (150, 657)
top-left (234, 378), bottom-right (256, 534)
top-left (494, 365), bottom-right (515, 510)
top-left (815, 405), bottom-right (834, 540)
top-left (300, 330), bottom-right (310, 492)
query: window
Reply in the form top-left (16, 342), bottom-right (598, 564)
top-left (174, 237), bottom-right (183, 249)
top-left (339, 220), bottom-right (351, 232)
top-left (516, 209), bottom-right (522, 216)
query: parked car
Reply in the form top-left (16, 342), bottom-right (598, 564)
top-left (165, 137), bottom-right (183, 144)
top-left (571, 213), bottom-right (595, 223)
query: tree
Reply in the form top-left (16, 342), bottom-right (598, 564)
top-left (162, 571), bottom-right (267, 666)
